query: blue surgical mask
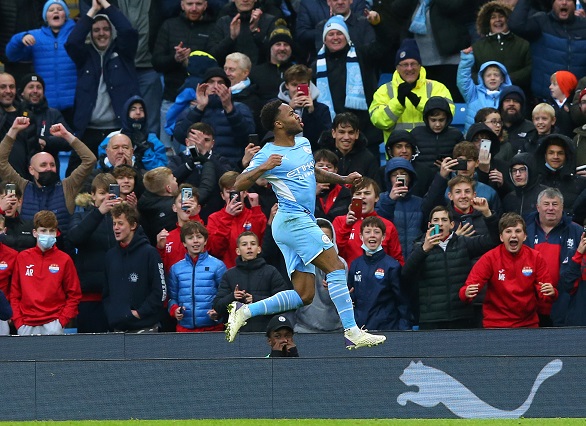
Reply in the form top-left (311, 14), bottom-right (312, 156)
top-left (361, 243), bottom-right (383, 255)
top-left (38, 234), bottom-right (56, 250)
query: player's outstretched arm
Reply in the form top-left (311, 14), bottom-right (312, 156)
top-left (315, 168), bottom-right (363, 186)
top-left (234, 154), bottom-right (282, 191)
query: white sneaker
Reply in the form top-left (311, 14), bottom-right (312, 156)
top-left (225, 302), bottom-right (248, 342)
top-left (344, 328), bottom-right (386, 350)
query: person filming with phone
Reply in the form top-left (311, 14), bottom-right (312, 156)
top-left (402, 204), bottom-right (500, 330)
top-left (206, 171), bottom-right (267, 269)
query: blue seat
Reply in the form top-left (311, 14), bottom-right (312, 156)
top-left (377, 73), bottom-right (393, 87)
top-left (452, 103), bottom-right (467, 132)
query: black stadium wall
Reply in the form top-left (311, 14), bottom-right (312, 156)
top-left (0, 329), bottom-right (584, 421)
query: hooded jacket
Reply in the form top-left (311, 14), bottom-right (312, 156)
top-left (535, 133), bottom-right (586, 212)
top-left (410, 96), bottom-right (464, 170)
top-left (6, 19), bottom-right (77, 110)
top-left (65, 6), bottom-right (140, 137)
top-left (499, 85), bottom-right (535, 154)
top-left (136, 190), bottom-right (177, 246)
top-left (370, 66), bottom-right (455, 142)
top-left (277, 81), bottom-right (332, 149)
top-left (213, 256), bottom-right (291, 332)
top-left (168, 251), bottom-right (226, 330)
top-left (502, 152), bottom-right (548, 218)
top-left (376, 157), bottom-right (424, 259)
top-left (457, 57), bottom-right (512, 133)
top-left (97, 96), bottom-right (167, 172)
top-left (509, 0), bottom-right (586, 100)
top-left (472, 1), bottom-right (532, 91)
top-left (103, 228), bottom-right (166, 331)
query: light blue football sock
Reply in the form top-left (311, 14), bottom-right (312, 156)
top-left (248, 289), bottom-right (304, 317)
top-left (326, 269), bottom-right (357, 330)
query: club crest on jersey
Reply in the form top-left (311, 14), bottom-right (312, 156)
top-left (48, 264), bottom-right (60, 274)
top-left (0, 261), bottom-right (7, 271)
top-left (522, 266), bottom-right (533, 277)
top-left (374, 268), bottom-right (385, 279)
top-left (243, 221), bottom-right (252, 231)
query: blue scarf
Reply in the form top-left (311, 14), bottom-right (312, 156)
top-left (409, 0), bottom-right (430, 35)
top-left (316, 43), bottom-right (368, 121)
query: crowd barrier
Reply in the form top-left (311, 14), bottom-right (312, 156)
top-left (0, 328), bottom-right (584, 420)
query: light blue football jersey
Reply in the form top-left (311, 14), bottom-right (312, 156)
top-left (244, 137), bottom-right (316, 214)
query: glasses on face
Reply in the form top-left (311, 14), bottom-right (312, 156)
top-left (397, 61), bottom-right (420, 69)
top-left (485, 119), bottom-right (503, 126)
top-left (511, 166), bottom-right (528, 175)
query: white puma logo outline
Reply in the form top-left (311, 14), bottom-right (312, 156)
top-left (397, 359), bottom-right (562, 418)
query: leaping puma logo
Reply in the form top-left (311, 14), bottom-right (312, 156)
top-left (397, 359), bottom-right (562, 418)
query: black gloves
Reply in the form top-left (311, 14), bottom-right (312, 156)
top-left (396, 81), bottom-right (417, 107)
top-left (406, 91), bottom-right (421, 107)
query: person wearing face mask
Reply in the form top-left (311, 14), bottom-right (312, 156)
top-left (9, 210), bottom-right (81, 335)
top-left (0, 117), bottom-right (97, 242)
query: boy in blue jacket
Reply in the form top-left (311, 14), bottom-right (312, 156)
top-left (348, 216), bottom-right (411, 331)
top-left (168, 220), bottom-right (226, 332)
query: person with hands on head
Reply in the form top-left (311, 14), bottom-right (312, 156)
top-left (213, 231), bottom-right (291, 331)
top-left (225, 99), bottom-right (386, 350)
top-left (67, 173), bottom-right (121, 332)
top-left (0, 117), bottom-right (97, 241)
top-left (460, 213), bottom-right (557, 328)
top-left (206, 171), bottom-right (267, 269)
top-left (265, 314), bottom-right (298, 357)
top-left (168, 220), bottom-right (226, 332)
top-left (64, 0), bottom-right (140, 175)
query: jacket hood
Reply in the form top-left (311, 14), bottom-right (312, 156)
top-left (384, 129), bottom-right (420, 160)
top-left (90, 14), bottom-right (116, 52)
top-left (477, 60), bottom-right (512, 88)
top-left (121, 95), bottom-right (147, 135)
top-left (277, 81), bottom-right (320, 103)
top-left (508, 152), bottom-right (539, 190)
top-left (465, 123), bottom-right (501, 156)
top-left (124, 226), bottom-right (150, 253)
top-left (316, 218), bottom-right (340, 254)
top-left (535, 133), bottom-right (576, 169)
top-left (498, 85), bottom-right (526, 110)
top-left (384, 157), bottom-right (417, 191)
top-left (423, 96), bottom-right (453, 127)
top-left (476, 1), bottom-right (513, 36)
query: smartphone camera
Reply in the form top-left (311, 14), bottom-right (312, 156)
top-left (396, 175), bottom-right (406, 187)
top-left (5, 183), bottom-right (16, 196)
top-left (229, 191), bottom-right (240, 203)
top-left (297, 83), bottom-right (309, 97)
top-left (430, 224), bottom-right (440, 237)
top-left (453, 158), bottom-right (468, 171)
top-left (181, 187), bottom-right (193, 211)
top-left (248, 134), bottom-right (259, 145)
top-left (350, 197), bottom-right (362, 219)
top-left (109, 184), bottom-right (120, 199)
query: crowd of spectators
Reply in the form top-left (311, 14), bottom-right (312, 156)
top-left (2, 0), bottom-right (586, 336)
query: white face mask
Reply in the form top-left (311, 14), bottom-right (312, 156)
top-left (361, 243), bottom-right (383, 255)
top-left (38, 234), bottom-right (56, 250)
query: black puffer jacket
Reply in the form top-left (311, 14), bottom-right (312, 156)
top-left (402, 214), bottom-right (499, 325)
top-left (213, 256), bottom-right (292, 331)
top-left (411, 96), bottom-right (464, 170)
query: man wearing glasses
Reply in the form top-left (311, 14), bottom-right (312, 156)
top-left (369, 38), bottom-right (454, 142)
top-left (502, 152), bottom-right (547, 218)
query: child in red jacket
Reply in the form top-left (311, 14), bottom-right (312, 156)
top-left (460, 213), bottom-right (557, 328)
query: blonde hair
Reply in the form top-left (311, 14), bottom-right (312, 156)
top-left (143, 167), bottom-right (173, 195)
top-left (532, 103), bottom-right (555, 119)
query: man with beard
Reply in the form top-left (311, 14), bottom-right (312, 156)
top-left (0, 73), bottom-right (30, 178)
top-left (17, 74), bottom-right (73, 176)
top-left (499, 85), bottom-right (535, 154)
top-left (0, 117), bottom-right (96, 239)
top-left (173, 67), bottom-right (255, 166)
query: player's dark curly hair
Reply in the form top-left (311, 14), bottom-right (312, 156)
top-left (260, 99), bottom-right (283, 131)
